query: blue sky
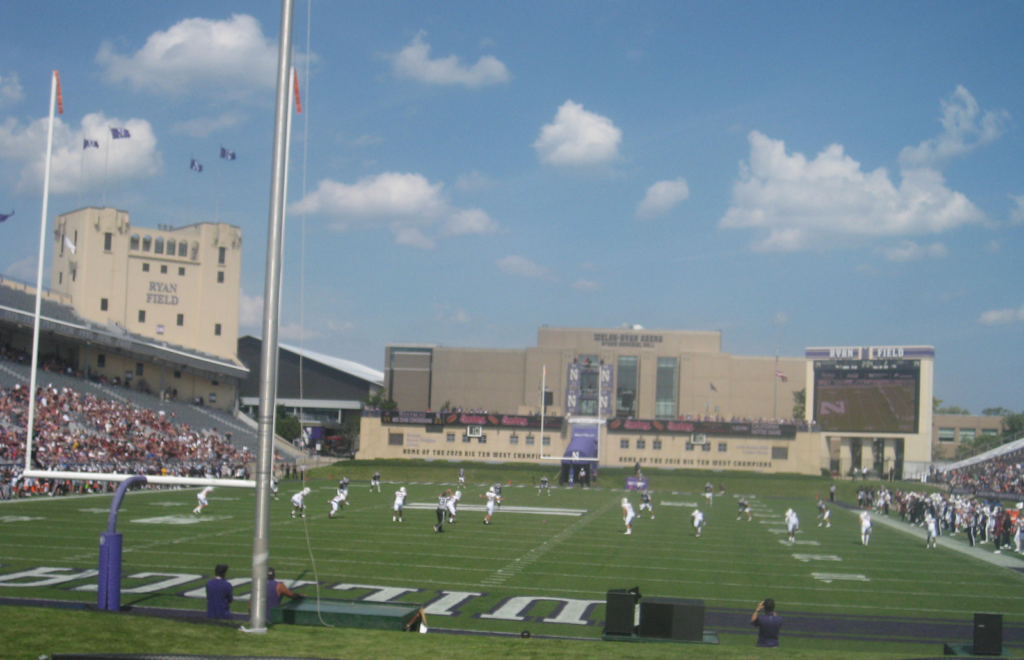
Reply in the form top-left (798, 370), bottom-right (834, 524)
top-left (1, 2), bottom-right (1022, 413)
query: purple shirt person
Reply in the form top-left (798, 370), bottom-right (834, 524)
top-left (205, 563), bottom-right (233, 619)
top-left (751, 598), bottom-right (782, 647)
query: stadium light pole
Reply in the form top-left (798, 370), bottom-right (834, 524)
top-left (246, 0), bottom-right (295, 634)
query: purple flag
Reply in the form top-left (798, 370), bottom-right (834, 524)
top-left (190, 159), bottom-right (203, 172)
top-left (220, 147), bottom-right (236, 161)
top-left (0, 210), bottom-right (13, 222)
top-left (110, 128), bottom-right (131, 139)
top-left (83, 139), bottom-right (99, 149)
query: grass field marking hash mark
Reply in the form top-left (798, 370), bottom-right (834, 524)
top-left (479, 496), bottom-right (619, 587)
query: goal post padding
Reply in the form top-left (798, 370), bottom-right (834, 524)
top-left (98, 475), bottom-right (148, 612)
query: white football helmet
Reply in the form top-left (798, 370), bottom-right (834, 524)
top-left (488, 487), bottom-right (495, 494)
top-left (622, 497), bottom-right (629, 505)
top-left (455, 490), bottom-right (462, 499)
top-left (302, 487), bottom-right (310, 495)
top-left (399, 487), bottom-right (406, 494)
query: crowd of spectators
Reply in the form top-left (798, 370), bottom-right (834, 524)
top-left (937, 456), bottom-right (1024, 496)
top-left (0, 382), bottom-right (252, 499)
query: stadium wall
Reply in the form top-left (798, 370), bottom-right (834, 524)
top-left (358, 415), bottom-right (822, 475)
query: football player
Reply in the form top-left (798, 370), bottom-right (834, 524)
top-left (193, 486), bottom-right (213, 515)
top-left (860, 510), bottom-right (872, 545)
top-left (458, 468), bottom-right (466, 488)
top-left (639, 489), bottom-right (654, 519)
top-left (622, 497), bottom-right (635, 535)
top-left (785, 508), bottom-right (799, 542)
top-left (291, 487), bottom-right (310, 518)
top-left (393, 486), bottom-right (406, 522)
top-left (539, 475), bottom-right (550, 496)
top-left (329, 482), bottom-right (349, 518)
top-left (370, 471), bottom-right (381, 492)
top-left (447, 489), bottom-right (462, 523)
top-left (817, 500), bottom-right (831, 528)
top-left (481, 486), bottom-right (501, 524)
top-left (692, 508), bottom-right (705, 537)
top-left (704, 481), bottom-right (714, 507)
top-left (737, 497), bottom-right (752, 521)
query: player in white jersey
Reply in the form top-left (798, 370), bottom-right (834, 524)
top-left (193, 486), bottom-right (214, 515)
top-left (622, 497), bottom-right (635, 535)
top-left (639, 490), bottom-right (654, 519)
top-left (481, 487), bottom-right (500, 524)
top-left (458, 468), bottom-right (466, 488)
top-left (393, 487), bottom-right (406, 522)
top-left (860, 511), bottom-right (872, 545)
top-left (270, 475), bottom-right (279, 500)
top-left (447, 490), bottom-right (462, 523)
top-left (925, 513), bottom-right (938, 549)
top-left (704, 481), bottom-right (714, 507)
top-left (328, 484), bottom-right (349, 519)
top-left (785, 508), bottom-right (799, 542)
top-left (539, 475), bottom-right (550, 496)
top-left (291, 487), bottom-right (310, 518)
top-left (370, 471), bottom-right (381, 492)
top-left (692, 509), bottom-right (705, 537)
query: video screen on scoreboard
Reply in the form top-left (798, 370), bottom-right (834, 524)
top-left (813, 360), bottom-right (920, 434)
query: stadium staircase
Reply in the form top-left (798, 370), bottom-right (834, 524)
top-left (0, 359), bottom-right (308, 462)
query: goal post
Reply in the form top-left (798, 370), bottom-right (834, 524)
top-left (22, 469), bottom-right (256, 489)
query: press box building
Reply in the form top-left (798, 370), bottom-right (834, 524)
top-left (360, 328), bottom-right (937, 477)
top-left (40, 206), bottom-right (247, 409)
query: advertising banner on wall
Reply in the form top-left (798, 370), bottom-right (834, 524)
top-left (606, 418), bottom-right (797, 439)
top-left (380, 410), bottom-right (563, 430)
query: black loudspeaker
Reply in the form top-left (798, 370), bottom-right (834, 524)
top-left (639, 597), bottom-right (704, 641)
top-left (973, 613), bottom-right (1002, 655)
top-left (604, 589), bottom-right (638, 636)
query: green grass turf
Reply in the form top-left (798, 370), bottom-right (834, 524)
top-left (3, 604), bottom-right (946, 660)
top-left (1, 462), bottom-right (1021, 658)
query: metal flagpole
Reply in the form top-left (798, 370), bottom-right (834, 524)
top-left (245, 0), bottom-right (294, 634)
top-left (103, 128), bottom-right (110, 208)
top-left (773, 318), bottom-right (780, 420)
top-left (540, 365), bottom-right (546, 438)
top-left (25, 71), bottom-right (60, 475)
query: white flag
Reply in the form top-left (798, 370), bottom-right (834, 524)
top-left (63, 235), bottom-right (76, 255)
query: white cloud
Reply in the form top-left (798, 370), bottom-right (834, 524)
top-left (393, 227), bottom-right (435, 250)
top-left (0, 113), bottom-right (161, 194)
top-left (876, 241), bottom-right (947, 262)
top-left (391, 31), bottom-right (510, 88)
top-left (5, 255), bottom-right (37, 281)
top-left (1010, 195), bottom-right (1024, 225)
top-left (534, 100), bottom-right (622, 166)
top-left (96, 14), bottom-right (282, 99)
top-left (444, 208), bottom-right (499, 235)
top-left (899, 86), bottom-right (1009, 169)
top-left (238, 290), bottom-right (264, 327)
top-left (434, 305), bottom-right (470, 324)
top-left (292, 171), bottom-right (497, 248)
top-left (278, 322), bottom-right (322, 341)
top-left (636, 177), bottom-right (690, 218)
top-left (719, 131), bottom-right (982, 251)
top-left (0, 73), bottom-right (24, 107)
top-left (571, 279), bottom-right (600, 292)
top-left (978, 303), bottom-right (1024, 326)
top-left (171, 112), bottom-right (244, 138)
top-left (497, 255), bottom-right (553, 279)
top-left (454, 170), bottom-right (495, 192)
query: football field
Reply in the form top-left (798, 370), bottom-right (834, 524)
top-left (2, 468), bottom-right (1023, 651)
